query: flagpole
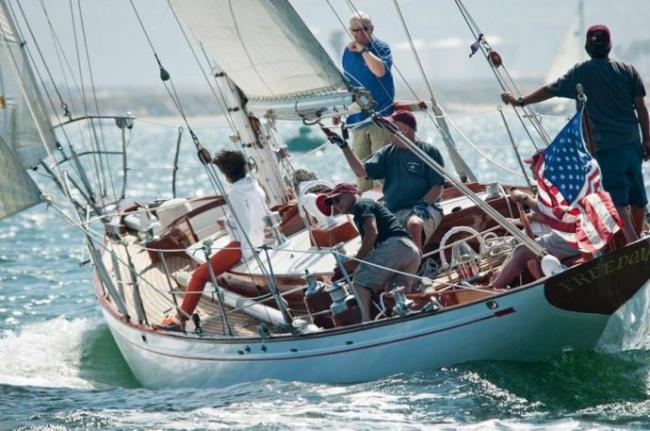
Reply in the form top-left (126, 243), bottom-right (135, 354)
top-left (577, 84), bottom-right (597, 156)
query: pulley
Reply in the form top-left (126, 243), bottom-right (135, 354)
top-left (115, 112), bottom-right (135, 130)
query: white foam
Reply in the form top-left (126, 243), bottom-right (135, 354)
top-left (598, 280), bottom-right (650, 352)
top-left (0, 317), bottom-right (96, 389)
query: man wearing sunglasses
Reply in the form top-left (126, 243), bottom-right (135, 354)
top-left (323, 183), bottom-right (421, 322)
top-left (341, 11), bottom-right (395, 192)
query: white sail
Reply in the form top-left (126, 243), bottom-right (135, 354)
top-left (0, 2), bottom-right (57, 220)
top-left (0, 3), bottom-right (55, 168)
top-left (169, 0), bottom-right (348, 102)
top-left (544, 1), bottom-right (586, 83)
top-left (0, 136), bottom-right (41, 219)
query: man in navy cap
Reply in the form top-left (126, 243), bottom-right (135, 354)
top-left (502, 24), bottom-right (649, 243)
top-left (329, 110), bottom-right (446, 250)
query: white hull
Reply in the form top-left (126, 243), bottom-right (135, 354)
top-left (100, 280), bottom-right (637, 389)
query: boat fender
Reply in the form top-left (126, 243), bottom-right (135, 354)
top-left (540, 255), bottom-right (565, 277)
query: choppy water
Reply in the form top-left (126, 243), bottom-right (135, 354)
top-left (2, 111), bottom-right (650, 430)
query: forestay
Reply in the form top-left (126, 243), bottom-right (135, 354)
top-left (169, 0), bottom-right (351, 118)
top-left (0, 2), bottom-right (56, 219)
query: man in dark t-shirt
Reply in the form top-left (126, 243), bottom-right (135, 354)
top-left (322, 183), bottom-right (421, 322)
top-left (501, 24), bottom-right (649, 243)
top-left (332, 110), bottom-right (445, 249)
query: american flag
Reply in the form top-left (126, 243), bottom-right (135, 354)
top-left (530, 109), bottom-right (623, 253)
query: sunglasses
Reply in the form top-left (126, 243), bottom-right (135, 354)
top-left (350, 26), bottom-right (369, 33)
top-left (325, 196), bottom-right (341, 206)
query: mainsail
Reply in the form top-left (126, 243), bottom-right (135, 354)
top-left (0, 2), bottom-right (56, 219)
top-left (169, 0), bottom-right (352, 119)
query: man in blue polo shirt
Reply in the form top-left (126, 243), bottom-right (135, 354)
top-left (342, 11), bottom-right (395, 191)
top-left (502, 25), bottom-right (650, 243)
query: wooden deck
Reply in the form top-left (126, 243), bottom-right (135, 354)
top-left (101, 234), bottom-right (260, 336)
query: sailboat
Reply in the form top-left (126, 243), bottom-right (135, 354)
top-left (3, 0), bottom-right (650, 389)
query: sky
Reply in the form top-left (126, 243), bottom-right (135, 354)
top-left (12, 0), bottom-right (650, 93)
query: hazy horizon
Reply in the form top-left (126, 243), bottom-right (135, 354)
top-left (14, 0), bottom-right (650, 117)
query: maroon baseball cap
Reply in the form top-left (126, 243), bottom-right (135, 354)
top-left (388, 110), bottom-right (417, 131)
top-left (586, 24), bottom-right (611, 48)
top-left (322, 183), bottom-right (359, 206)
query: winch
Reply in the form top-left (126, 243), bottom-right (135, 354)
top-left (326, 282), bottom-right (360, 326)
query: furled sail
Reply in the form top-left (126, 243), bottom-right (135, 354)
top-left (0, 2), bottom-right (57, 219)
top-left (169, 0), bottom-right (353, 119)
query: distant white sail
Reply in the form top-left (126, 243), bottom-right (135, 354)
top-left (169, 0), bottom-right (348, 102)
top-left (544, 1), bottom-right (586, 84)
top-left (0, 2), bottom-right (57, 219)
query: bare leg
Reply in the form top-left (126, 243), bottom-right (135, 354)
top-left (631, 205), bottom-right (647, 235)
top-left (491, 244), bottom-right (536, 290)
top-left (526, 259), bottom-right (543, 279)
top-left (355, 286), bottom-right (373, 322)
top-left (616, 205), bottom-right (639, 243)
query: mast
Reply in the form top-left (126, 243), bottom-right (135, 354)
top-left (169, 0), bottom-right (357, 206)
top-left (215, 69), bottom-right (289, 207)
top-left (391, 1), bottom-right (476, 182)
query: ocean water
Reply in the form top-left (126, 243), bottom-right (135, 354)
top-left (2, 110), bottom-right (650, 430)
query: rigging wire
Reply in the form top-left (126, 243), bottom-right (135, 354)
top-left (77, 0), bottom-right (118, 200)
top-left (166, 0), bottom-right (239, 136)
top-left (453, 0), bottom-right (551, 147)
top-left (69, 0), bottom-right (106, 198)
top-left (128, 0), bottom-right (284, 299)
top-left (15, 1), bottom-right (72, 119)
top-left (7, 1), bottom-right (98, 209)
top-left (36, 0), bottom-right (80, 116)
top-left (391, 0), bottom-right (476, 181)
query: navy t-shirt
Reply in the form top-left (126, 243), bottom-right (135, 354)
top-left (352, 198), bottom-right (409, 247)
top-left (342, 37), bottom-right (395, 128)
top-left (547, 58), bottom-right (646, 151)
top-left (364, 140), bottom-right (445, 213)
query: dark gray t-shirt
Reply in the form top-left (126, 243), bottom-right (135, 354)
top-left (352, 198), bottom-right (409, 247)
top-left (363, 140), bottom-right (445, 213)
top-left (547, 58), bottom-right (646, 151)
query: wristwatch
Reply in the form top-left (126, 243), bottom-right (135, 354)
top-left (516, 96), bottom-right (525, 107)
top-left (360, 46), bottom-right (369, 54)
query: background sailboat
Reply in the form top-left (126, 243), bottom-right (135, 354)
top-left (542, 0), bottom-right (586, 114)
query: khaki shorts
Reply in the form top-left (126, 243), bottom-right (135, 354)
top-left (394, 206), bottom-right (443, 243)
top-left (354, 236), bottom-right (422, 291)
top-left (536, 231), bottom-right (579, 259)
top-left (351, 123), bottom-right (390, 191)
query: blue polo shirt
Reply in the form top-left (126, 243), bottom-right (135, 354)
top-left (342, 37), bottom-right (395, 129)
